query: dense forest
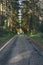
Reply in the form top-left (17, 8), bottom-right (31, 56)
top-left (0, 0), bottom-right (43, 35)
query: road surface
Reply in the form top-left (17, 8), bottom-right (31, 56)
top-left (0, 35), bottom-right (43, 65)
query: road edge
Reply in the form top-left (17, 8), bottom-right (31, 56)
top-left (0, 35), bottom-right (17, 51)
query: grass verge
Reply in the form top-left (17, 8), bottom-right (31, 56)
top-left (0, 32), bottom-right (15, 48)
top-left (30, 33), bottom-right (43, 43)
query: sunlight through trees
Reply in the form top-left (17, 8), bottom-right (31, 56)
top-left (0, 0), bottom-right (43, 35)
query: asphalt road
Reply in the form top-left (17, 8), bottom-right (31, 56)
top-left (0, 35), bottom-right (43, 65)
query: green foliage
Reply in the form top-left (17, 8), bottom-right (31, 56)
top-left (11, 2), bottom-right (19, 10)
top-left (0, 15), bottom-right (5, 26)
top-left (39, 22), bottom-right (43, 33)
top-left (0, 32), bottom-right (15, 45)
top-left (30, 33), bottom-right (43, 43)
top-left (29, 14), bottom-right (33, 31)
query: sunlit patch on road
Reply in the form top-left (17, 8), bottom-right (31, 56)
top-left (9, 50), bottom-right (33, 63)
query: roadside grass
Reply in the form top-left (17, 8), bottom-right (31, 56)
top-left (30, 33), bottom-right (43, 43)
top-left (0, 32), bottom-right (15, 47)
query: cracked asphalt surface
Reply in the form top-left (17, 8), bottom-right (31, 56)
top-left (0, 35), bottom-right (43, 65)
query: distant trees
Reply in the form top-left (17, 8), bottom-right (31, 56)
top-left (0, 0), bottom-right (43, 35)
top-left (21, 0), bottom-right (42, 34)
